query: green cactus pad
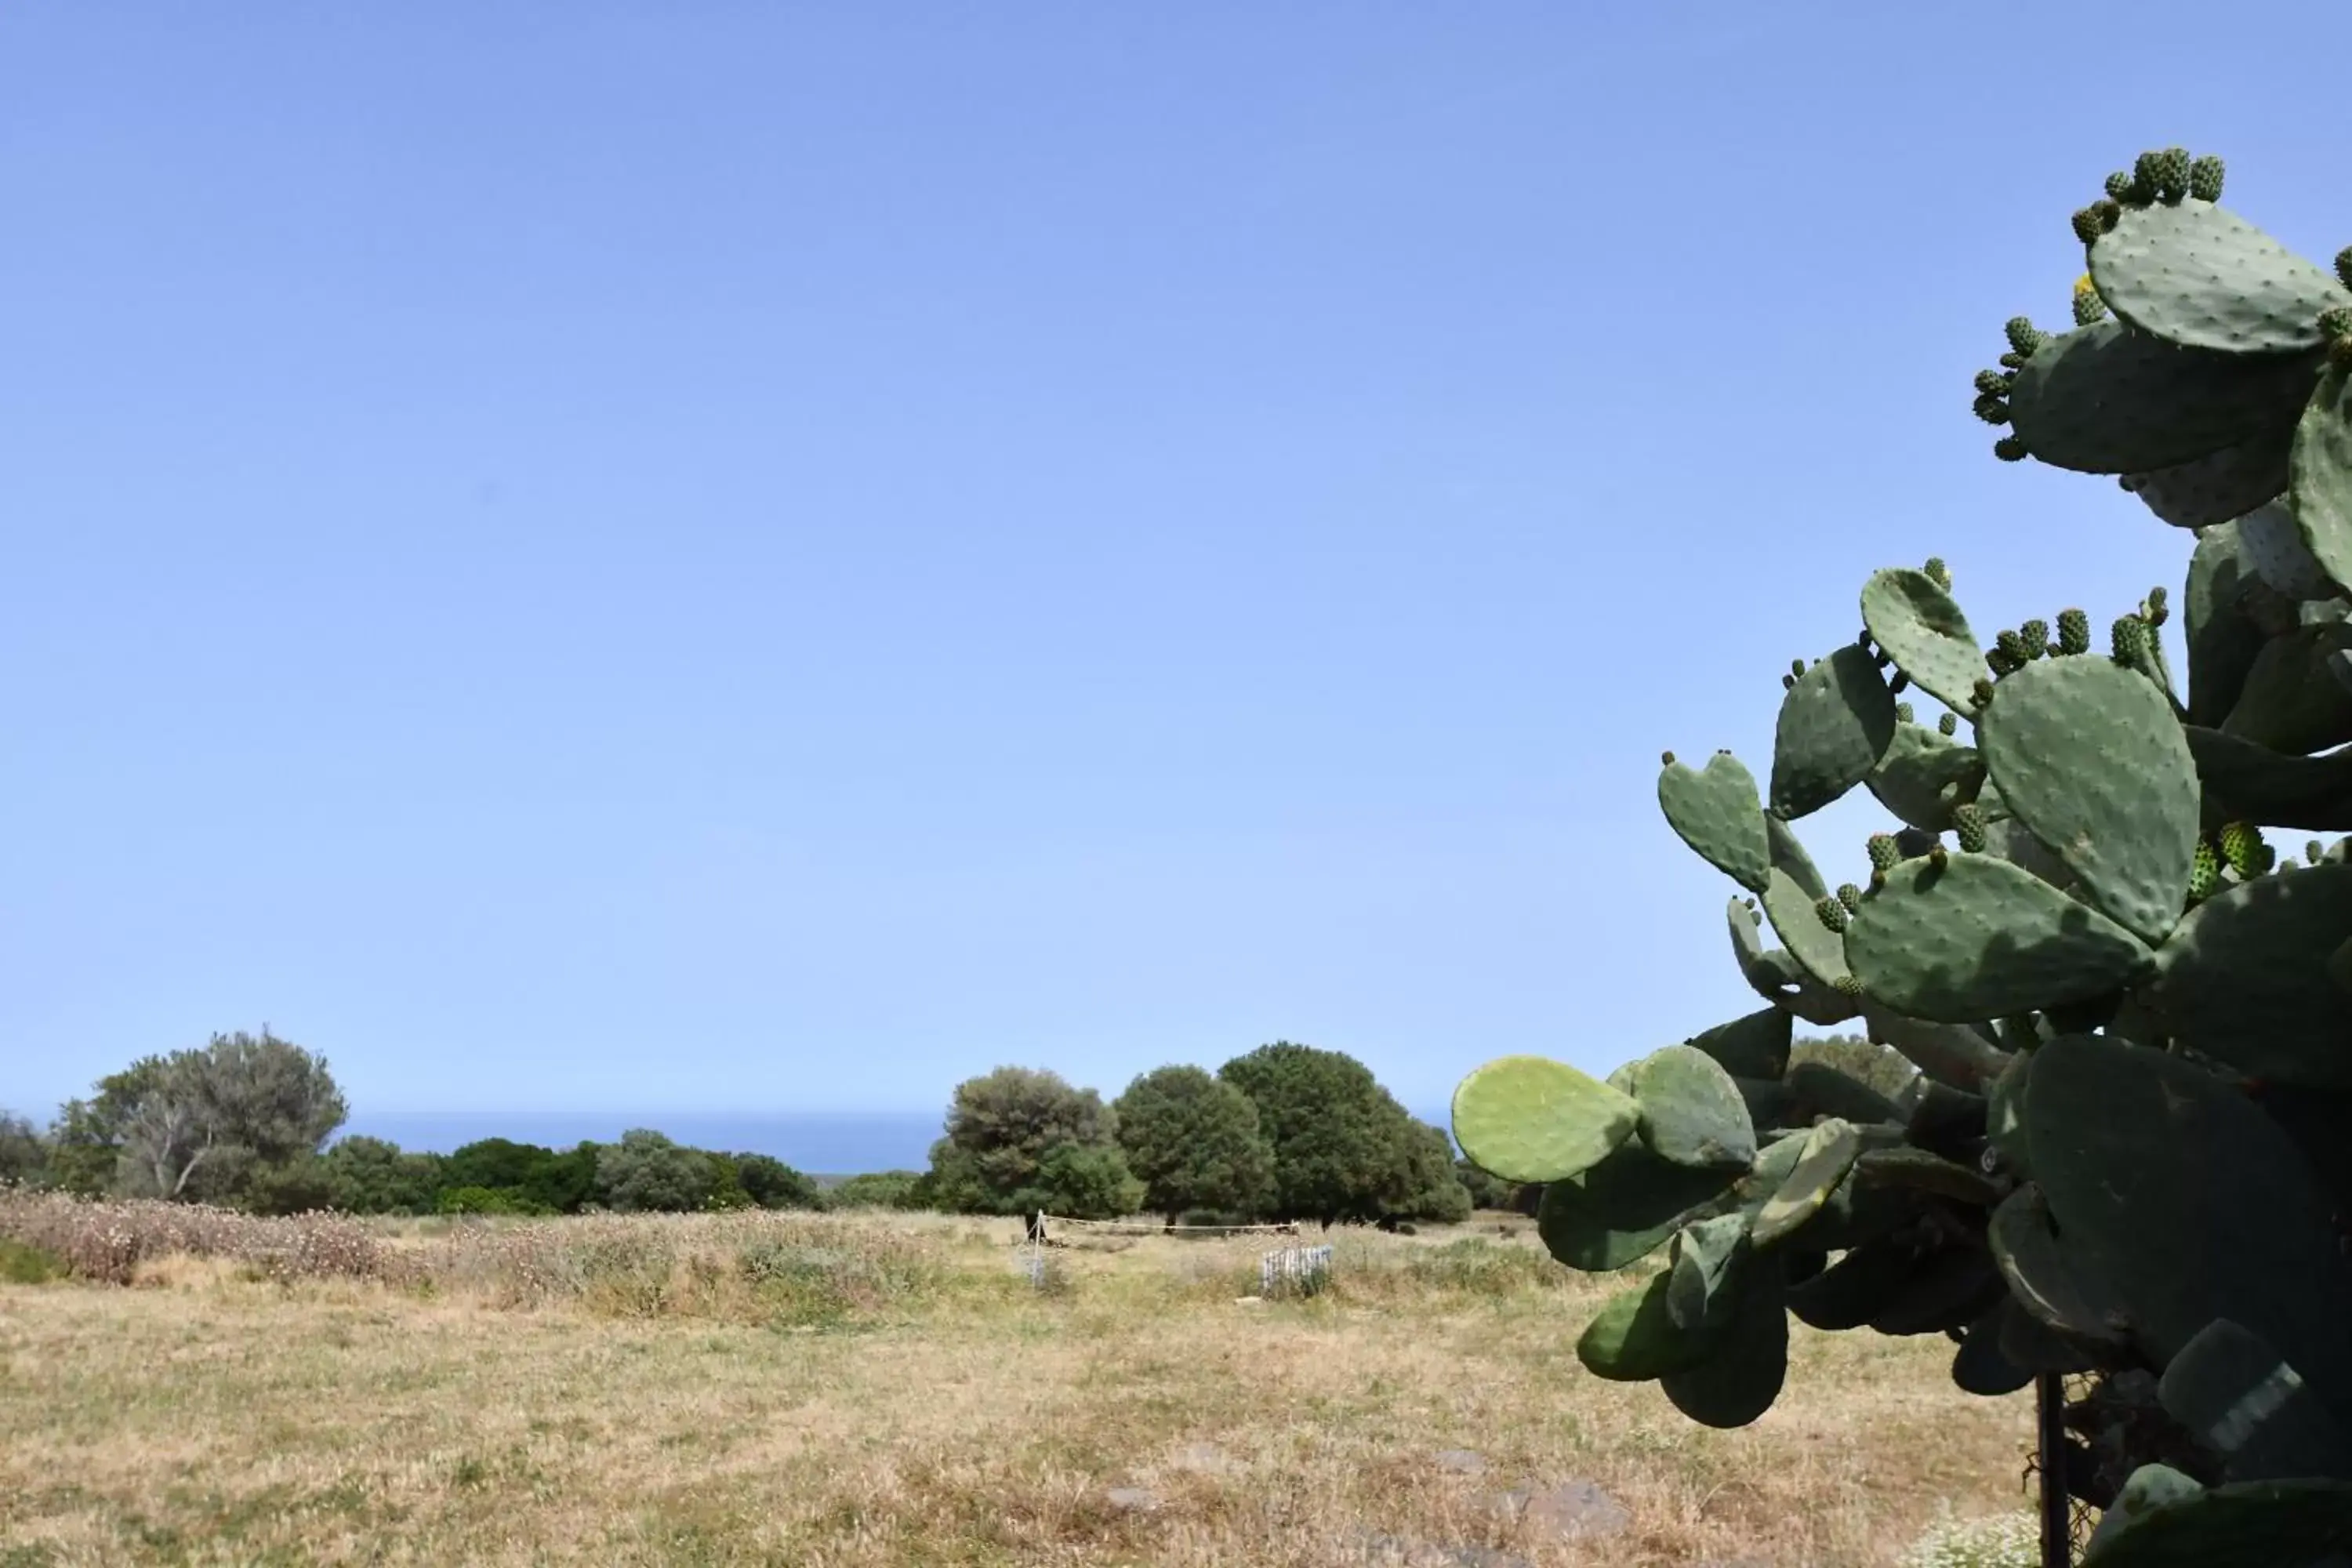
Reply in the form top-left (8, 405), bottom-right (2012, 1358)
top-left (1861, 568), bottom-right (1987, 715)
top-left (2005, 318), bottom-right (2325, 474)
top-left (1665, 1210), bottom-right (1751, 1334)
top-left (1853, 1146), bottom-right (2008, 1207)
top-left (1760, 850), bottom-right (1854, 995)
top-left (2089, 200), bottom-right (2352, 356)
top-left (1987, 1183), bottom-right (2130, 1347)
top-left (1845, 854), bottom-right (2154, 1022)
top-left (1659, 1266), bottom-right (1788, 1428)
top-left (1450, 1055), bottom-right (1641, 1185)
top-left (1997, 1294), bottom-right (2106, 1375)
top-left (1577, 1271), bottom-right (1715, 1381)
top-left (2187, 727), bottom-right (2352, 829)
top-left (2184, 523), bottom-right (2272, 728)
top-left (1751, 1118), bottom-right (1861, 1249)
top-left (1620, 1044), bottom-right (1759, 1172)
top-left (2220, 622), bottom-right (2352, 757)
top-left (2077, 1475), bottom-right (2352, 1566)
top-left (1728, 897), bottom-right (1863, 1026)
top-left (1768, 644), bottom-right (1899, 819)
top-left (1787, 1237), bottom-right (1917, 1331)
top-left (1867, 1243), bottom-right (2005, 1338)
top-left (2026, 1034), bottom-right (2352, 1398)
top-left (2158, 1319), bottom-right (2352, 1483)
top-left (1784, 1060), bottom-right (1910, 1127)
top-left (2119, 428), bottom-right (2293, 529)
top-left (2147, 862), bottom-right (2352, 1090)
top-left (2291, 366), bottom-right (2352, 590)
top-left (1535, 1145), bottom-right (1740, 1272)
top-left (1978, 653), bottom-right (2201, 945)
top-left (1864, 721), bottom-right (1988, 833)
top-left (1658, 751), bottom-right (1773, 894)
top-left (1863, 1003), bottom-right (2013, 1092)
top-left (1951, 1299), bottom-right (2036, 1396)
top-left (2236, 496), bottom-right (2335, 600)
top-left (1682, 1007), bottom-right (1792, 1080)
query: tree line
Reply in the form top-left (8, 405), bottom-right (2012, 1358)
top-left (1, 1027), bottom-right (1909, 1223)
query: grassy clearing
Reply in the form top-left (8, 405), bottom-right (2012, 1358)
top-left (0, 1201), bottom-right (2037, 1566)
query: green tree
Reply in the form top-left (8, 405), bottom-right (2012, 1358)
top-left (1111, 1065), bottom-right (1277, 1225)
top-left (1218, 1042), bottom-right (1420, 1225)
top-left (0, 1112), bottom-right (48, 1187)
top-left (319, 1136), bottom-right (445, 1214)
top-left (1789, 1033), bottom-right (1922, 1105)
top-left (1018, 1143), bottom-right (1145, 1220)
top-left (726, 1152), bottom-right (822, 1210)
top-left (1453, 1157), bottom-right (1518, 1211)
top-left (594, 1129), bottom-right (716, 1213)
top-left (66, 1030), bottom-right (348, 1202)
top-left (923, 1067), bottom-right (1118, 1215)
top-left (1390, 1120), bottom-right (1472, 1224)
top-left (827, 1170), bottom-right (924, 1210)
top-left (439, 1138), bottom-right (600, 1214)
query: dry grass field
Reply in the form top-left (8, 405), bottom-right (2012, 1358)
top-left (0, 1198), bottom-right (2038, 1568)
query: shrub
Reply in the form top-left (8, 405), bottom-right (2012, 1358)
top-left (1112, 1065), bottom-right (1276, 1224)
top-left (923, 1067), bottom-right (1120, 1215)
top-left (826, 1171), bottom-right (926, 1210)
top-left (1217, 1042), bottom-right (1421, 1225)
top-left (594, 1130), bottom-right (717, 1214)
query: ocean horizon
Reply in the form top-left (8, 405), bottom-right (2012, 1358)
top-left (342, 1108), bottom-right (1461, 1178)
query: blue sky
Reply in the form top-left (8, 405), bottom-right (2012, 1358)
top-left (3, 3), bottom-right (2338, 1123)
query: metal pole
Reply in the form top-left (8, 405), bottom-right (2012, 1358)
top-left (2038, 1373), bottom-right (2072, 1567)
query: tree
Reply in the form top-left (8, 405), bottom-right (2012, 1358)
top-left (439, 1138), bottom-right (600, 1214)
top-left (1390, 1120), bottom-right (1472, 1224)
top-left (594, 1129), bottom-right (717, 1213)
top-left (1453, 1158), bottom-right (1519, 1212)
top-left (319, 1136), bottom-right (445, 1214)
top-left (923, 1067), bottom-right (1118, 1215)
top-left (88, 1030), bottom-right (347, 1202)
top-left (0, 1112), bottom-right (48, 1187)
top-left (727, 1152), bottom-right (822, 1210)
top-left (1018, 1143), bottom-right (1145, 1221)
top-left (1111, 1065), bottom-right (1276, 1225)
top-left (1218, 1043), bottom-right (1420, 1225)
top-left (827, 1170), bottom-right (924, 1210)
top-left (1789, 1033), bottom-right (1921, 1104)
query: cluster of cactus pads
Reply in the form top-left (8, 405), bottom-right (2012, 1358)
top-left (1454, 152), bottom-right (2352, 1566)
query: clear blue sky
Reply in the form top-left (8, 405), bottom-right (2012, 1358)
top-left (3, 3), bottom-right (2337, 1122)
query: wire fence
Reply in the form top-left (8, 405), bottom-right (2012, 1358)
top-left (1258, 1243), bottom-right (1334, 1298)
top-left (1031, 1213), bottom-right (1301, 1241)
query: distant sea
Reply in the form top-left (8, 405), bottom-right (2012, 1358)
top-left (343, 1108), bottom-right (1461, 1178)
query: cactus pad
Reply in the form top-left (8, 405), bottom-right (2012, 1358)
top-left (1450, 1055), bottom-right (1641, 1184)
top-left (1665, 1210), bottom-right (1751, 1334)
top-left (2078, 1474), bottom-right (2352, 1566)
top-left (1682, 1007), bottom-right (1792, 1080)
top-left (2158, 1319), bottom-right (2352, 1483)
top-left (1769, 644), bottom-right (1900, 818)
top-left (1619, 1044), bottom-right (1759, 1172)
top-left (1864, 721), bottom-right (1990, 833)
top-left (2290, 366), bottom-right (2352, 591)
top-left (2119, 429), bottom-right (2295, 529)
top-left (1987, 1183), bottom-right (2129, 1346)
top-left (1845, 854), bottom-right (2154, 1022)
top-left (2148, 862), bottom-right (2352, 1090)
top-left (1660, 1266), bottom-right (1788, 1428)
top-left (1751, 1118), bottom-right (1861, 1249)
top-left (1535, 1141), bottom-right (1747, 1272)
top-left (2183, 525), bottom-right (2270, 728)
top-left (2235, 497), bottom-right (2335, 600)
top-left (1577, 1272), bottom-right (1715, 1381)
top-left (1658, 750), bottom-right (1773, 894)
top-left (2090, 200), bottom-right (2352, 356)
top-left (2219, 622), bottom-right (2352, 757)
top-left (2184, 726), bottom-right (2352, 830)
top-left (2005, 318), bottom-right (2325, 474)
top-left (1977, 653), bottom-right (2201, 944)
top-left (1861, 568), bottom-right (1987, 714)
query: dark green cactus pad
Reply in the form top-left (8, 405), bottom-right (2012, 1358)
top-left (2026, 1035), bottom-right (2352, 1403)
top-left (1450, 1055), bottom-right (1641, 1184)
top-left (2292, 366), bottom-right (2352, 590)
top-left (2158, 1319), bottom-right (2352, 1483)
top-left (1904, 1079), bottom-right (1991, 1163)
top-left (2089, 200), bottom-right (2352, 357)
top-left (2222, 622), bottom-right (2352, 759)
top-left (1783, 1060), bottom-right (1909, 1127)
top-left (1682, 1007), bottom-right (1792, 1080)
top-left (1620, 1044), bottom-right (1759, 1172)
top-left (2185, 523), bottom-right (2273, 728)
top-left (2005, 318), bottom-right (2325, 474)
top-left (1978, 653), bottom-right (2201, 945)
top-left (2187, 727), bottom-right (2352, 830)
top-left (2147, 862), bottom-right (2352, 1090)
top-left (1577, 1271), bottom-right (1714, 1381)
top-left (1728, 897), bottom-right (1863, 1026)
top-left (1659, 1265), bottom-right (1788, 1428)
top-left (2120, 427), bottom-right (2293, 529)
top-left (1861, 568), bottom-right (1987, 715)
top-left (1751, 1118), bottom-right (1861, 1249)
top-left (1864, 722), bottom-right (1988, 833)
top-left (1951, 1299), bottom-right (2037, 1396)
top-left (1534, 1133), bottom-right (1801, 1272)
top-left (1986, 1053), bottom-right (2031, 1177)
top-left (1867, 1243), bottom-right (2006, 1337)
top-left (1769, 644), bottom-right (1900, 818)
top-left (1987, 1183), bottom-right (2131, 1348)
top-left (2237, 496), bottom-right (2335, 600)
top-left (1845, 855), bottom-right (2154, 1022)
top-left (1863, 1001), bottom-right (2013, 1091)
top-left (1665, 1210), bottom-right (1751, 1334)
top-left (1997, 1291), bottom-right (2107, 1374)
top-left (1658, 751), bottom-right (1773, 894)
top-left (2077, 1473), bottom-right (2352, 1567)
top-left (1761, 859), bottom-right (1854, 996)
top-left (1788, 1236), bottom-right (1917, 1330)
top-left (1854, 1145), bottom-right (2008, 1207)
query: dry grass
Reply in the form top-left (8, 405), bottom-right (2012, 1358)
top-left (0, 1201), bottom-right (2038, 1567)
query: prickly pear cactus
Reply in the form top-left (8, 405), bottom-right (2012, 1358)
top-left (1454, 151), bottom-right (2352, 1565)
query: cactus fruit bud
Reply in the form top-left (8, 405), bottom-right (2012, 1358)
top-left (1952, 803), bottom-right (1987, 853)
top-left (2057, 608), bottom-right (2091, 655)
top-left (2112, 615), bottom-right (2151, 665)
top-left (2134, 150), bottom-right (2165, 194)
top-left (1815, 896), bottom-right (1850, 935)
top-left (2310, 840), bottom-right (2325, 866)
top-left (1836, 883), bottom-right (1864, 913)
top-left (1889, 669), bottom-right (1911, 695)
top-left (1867, 833), bottom-right (1901, 872)
top-left (1937, 712), bottom-right (1957, 736)
top-left (1924, 557), bottom-right (1951, 590)
top-left (2146, 586), bottom-right (2169, 629)
top-left (1973, 394), bottom-right (2011, 425)
top-left (1832, 974), bottom-right (1866, 999)
top-left (1894, 700), bottom-right (1915, 723)
top-left (2019, 618), bottom-right (2050, 658)
top-left (2188, 154), bottom-right (2223, 202)
top-left (2003, 317), bottom-right (2044, 355)
top-left (1974, 368), bottom-right (2013, 397)
top-left (2189, 836), bottom-right (2220, 904)
top-left (1928, 843), bottom-right (1949, 870)
top-left (2103, 170), bottom-right (2136, 202)
top-left (1791, 658), bottom-right (1807, 679)
top-left (2072, 274), bottom-right (2109, 326)
top-left (2151, 147), bottom-right (2190, 203)
top-left (2338, 246), bottom-right (2352, 292)
top-left (1995, 629), bottom-right (2027, 666)
top-left (1971, 676), bottom-right (1995, 710)
top-left (2071, 206), bottom-right (2105, 245)
top-left (1661, 750), bottom-right (1675, 766)
top-left (1998, 350), bottom-right (2027, 371)
top-left (2322, 305), bottom-right (2352, 345)
top-left (1782, 673), bottom-right (1796, 691)
top-left (1987, 644), bottom-right (2020, 677)
top-left (2219, 820), bottom-right (2263, 879)
top-left (1873, 648), bottom-right (1892, 669)
top-left (1993, 435), bottom-right (2029, 462)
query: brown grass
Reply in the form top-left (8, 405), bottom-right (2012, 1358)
top-left (0, 1200), bottom-right (2037, 1567)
